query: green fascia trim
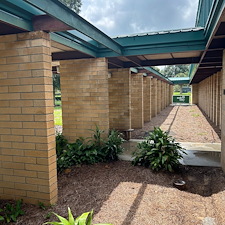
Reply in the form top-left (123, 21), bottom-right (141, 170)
top-left (142, 67), bottom-right (172, 84)
top-left (171, 80), bottom-right (190, 85)
top-left (169, 77), bottom-right (190, 85)
top-left (50, 33), bottom-right (97, 57)
top-left (24, 0), bottom-right (123, 55)
top-left (195, 0), bottom-right (214, 27)
top-left (0, 9), bottom-right (33, 31)
top-left (98, 40), bottom-right (206, 58)
top-left (112, 28), bottom-right (205, 47)
top-left (204, 0), bottom-right (225, 41)
top-left (98, 29), bottom-right (206, 57)
top-left (195, 0), bottom-right (204, 26)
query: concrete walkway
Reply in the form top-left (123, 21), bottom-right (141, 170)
top-left (120, 140), bottom-right (221, 167)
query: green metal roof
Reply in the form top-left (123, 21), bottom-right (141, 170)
top-left (196, 0), bottom-right (214, 27)
top-left (0, 0), bottom-right (225, 79)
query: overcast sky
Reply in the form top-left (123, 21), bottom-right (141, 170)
top-left (80, 0), bottom-right (199, 37)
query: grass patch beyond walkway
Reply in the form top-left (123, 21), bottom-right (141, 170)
top-left (173, 92), bottom-right (191, 96)
top-left (54, 106), bottom-right (62, 126)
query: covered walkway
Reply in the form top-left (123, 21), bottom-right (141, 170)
top-left (132, 105), bottom-right (221, 143)
top-left (1, 0), bottom-right (225, 204)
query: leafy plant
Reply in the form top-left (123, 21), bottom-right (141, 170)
top-left (102, 129), bottom-right (124, 161)
top-left (132, 127), bottom-right (185, 172)
top-left (56, 133), bottom-right (68, 157)
top-left (56, 127), bottom-right (124, 172)
top-left (38, 201), bottom-right (47, 210)
top-left (43, 207), bottom-right (112, 225)
top-left (0, 199), bottom-right (24, 223)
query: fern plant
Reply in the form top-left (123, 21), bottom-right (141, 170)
top-left (132, 127), bottom-right (186, 172)
top-left (44, 208), bottom-right (112, 225)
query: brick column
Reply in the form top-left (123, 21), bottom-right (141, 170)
top-left (216, 72), bottom-right (221, 126)
top-left (108, 68), bottom-right (131, 130)
top-left (60, 58), bottom-right (109, 142)
top-left (192, 84), bottom-right (199, 104)
top-left (131, 73), bottom-right (143, 129)
top-left (213, 74), bottom-right (217, 123)
top-left (0, 31), bottom-right (57, 204)
top-left (157, 80), bottom-right (162, 114)
top-left (143, 76), bottom-right (151, 122)
top-left (169, 85), bottom-right (173, 104)
top-left (151, 78), bottom-right (157, 118)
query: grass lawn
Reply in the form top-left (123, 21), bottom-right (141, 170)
top-left (173, 92), bottom-right (191, 96)
top-left (54, 106), bottom-right (62, 126)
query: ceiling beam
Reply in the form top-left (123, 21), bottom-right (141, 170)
top-left (33, 15), bottom-right (73, 32)
top-left (122, 57), bottom-right (201, 68)
top-left (125, 56), bottom-right (142, 66)
top-left (108, 58), bottom-right (124, 68)
top-left (52, 51), bottom-right (93, 61)
top-left (24, 0), bottom-right (123, 55)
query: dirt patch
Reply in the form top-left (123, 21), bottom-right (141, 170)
top-left (2, 161), bottom-right (225, 225)
top-left (132, 105), bottom-right (221, 143)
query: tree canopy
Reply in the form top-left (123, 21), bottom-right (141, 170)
top-left (60, 0), bottom-right (82, 13)
top-left (161, 65), bottom-right (189, 78)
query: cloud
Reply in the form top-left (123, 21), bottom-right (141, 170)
top-left (80, 0), bottom-right (199, 37)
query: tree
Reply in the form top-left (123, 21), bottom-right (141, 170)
top-left (60, 0), bottom-right (82, 13)
top-left (162, 65), bottom-right (189, 78)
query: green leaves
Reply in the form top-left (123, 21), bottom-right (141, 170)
top-left (56, 127), bottom-right (124, 172)
top-left (132, 127), bottom-right (186, 172)
top-left (0, 200), bottom-right (24, 223)
top-left (44, 208), bottom-right (112, 225)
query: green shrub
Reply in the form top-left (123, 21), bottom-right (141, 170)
top-left (0, 200), bottom-right (24, 223)
top-left (56, 127), bottom-right (124, 172)
top-left (43, 207), bottom-right (113, 225)
top-left (132, 127), bottom-right (185, 172)
top-left (102, 129), bottom-right (124, 161)
top-left (56, 133), bottom-right (68, 157)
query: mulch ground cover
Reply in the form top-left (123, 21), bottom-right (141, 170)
top-left (2, 161), bottom-right (225, 225)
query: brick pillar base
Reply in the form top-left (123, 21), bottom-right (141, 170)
top-left (0, 31), bottom-right (57, 204)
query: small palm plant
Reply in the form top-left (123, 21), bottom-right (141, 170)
top-left (43, 208), bottom-right (112, 225)
top-left (132, 127), bottom-right (186, 172)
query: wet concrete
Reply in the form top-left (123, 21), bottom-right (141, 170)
top-left (120, 140), bottom-right (221, 167)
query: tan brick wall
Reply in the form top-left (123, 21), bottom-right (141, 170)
top-left (131, 73), bottom-right (143, 129)
top-left (221, 50), bottom-right (225, 171)
top-left (198, 71), bottom-right (222, 130)
top-left (151, 78), bottom-right (158, 117)
top-left (108, 68), bottom-right (131, 130)
top-left (0, 31), bottom-right (57, 204)
top-left (191, 84), bottom-right (199, 104)
top-left (60, 58), bottom-right (109, 142)
top-left (143, 76), bottom-right (151, 122)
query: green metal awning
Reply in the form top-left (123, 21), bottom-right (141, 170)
top-left (168, 77), bottom-right (190, 85)
top-left (0, 0), bottom-right (224, 78)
